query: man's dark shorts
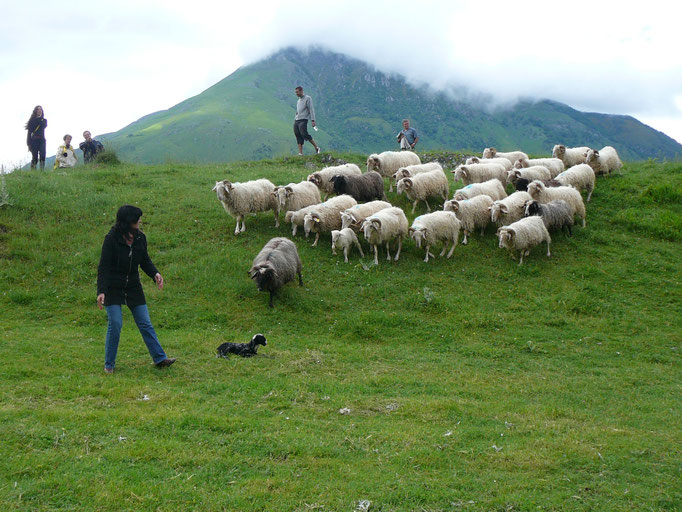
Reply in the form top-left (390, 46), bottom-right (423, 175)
top-left (293, 119), bottom-right (313, 144)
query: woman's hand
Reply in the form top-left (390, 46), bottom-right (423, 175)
top-left (97, 294), bottom-right (105, 310)
top-left (155, 273), bottom-right (164, 290)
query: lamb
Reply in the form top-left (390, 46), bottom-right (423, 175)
top-left (524, 200), bottom-right (574, 235)
top-left (452, 163), bottom-right (507, 185)
top-left (527, 180), bottom-right (587, 227)
top-left (273, 181), bottom-right (321, 218)
top-left (514, 157), bottom-right (564, 178)
top-left (340, 200), bottom-right (393, 231)
top-left (248, 237), bottom-right (303, 307)
top-left (482, 148), bottom-right (529, 165)
top-left (213, 178), bottom-right (279, 235)
top-left (217, 334), bottom-right (267, 358)
top-left (497, 216), bottom-right (552, 266)
top-left (303, 195), bottom-right (358, 247)
top-left (308, 163), bottom-right (362, 199)
top-left (330, 171), bottom-right (386, 202)
top-left (443, 195), bottom-right (493, 244)
top-left (506, 166), bottom-right (552, 185)
top-left (284, 204), bottom-right (320, 237)
top-left (585, 146), bottom-right (623, 176)
top-left (555, 164), bottom-right (596, 201)
top-left (331, 228), bottom-right (365, 263)
top-left (409, 211), bottom-right (461, 262)
top-left (452, 179), bottom-right (507, 201)
top-left (361, 207), bottom-right (409, 264)
top-left (464, 156), bottom-right (513, 172)
top-left (366, 151), bottom-right (421, 191)
top-left (396, 169), bottom-right (449, 213)
top-left (391, 162), bottom-right (443, 187)
top-left (489, 191), bottom-right (533, 227)
top-left (514, 177), bottom-right (561, 192)
top-left (552, 145), bottom-right (590, 167)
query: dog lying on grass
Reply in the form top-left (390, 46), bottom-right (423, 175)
top-left (217, 334), bottom-right (267, 358)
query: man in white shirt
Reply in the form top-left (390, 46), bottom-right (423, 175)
top-left (293, 86), bottom-right (321, 155)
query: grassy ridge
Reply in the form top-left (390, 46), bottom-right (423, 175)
top-left (0, 154), bottom-right (680, 511)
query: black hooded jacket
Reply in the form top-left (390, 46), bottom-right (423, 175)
top-left (97, 228), bottom-right (159, 307)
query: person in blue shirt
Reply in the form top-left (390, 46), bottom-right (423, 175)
top-left (397, 119), bottom-right (419, 150)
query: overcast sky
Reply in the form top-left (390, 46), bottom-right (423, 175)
top-left (2, 0), bottom-right (680, 169)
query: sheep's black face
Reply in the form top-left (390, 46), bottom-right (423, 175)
top-left (526, 202), bottom-right (540, 216)
top-left (331, 175), bottom-right (345, 194)
top-left (251, 334), bottom-right (267, 346)
top-left (252, 268), bottom-right (275, 292)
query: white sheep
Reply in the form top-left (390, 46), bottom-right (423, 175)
top-left (361, 207), bottom-right (409, 264)
top-left (396, 169), bottom-right (449, 213)
top-left (409, 211), bottom-right (461, 262)
top-left (527, 180), bottom-right (587, 227)
top-left (273, 181), bottom-right (321, 217)
top-left (367, 151), bottom-right (421, 191)
top-left (555, 164), bottom-right (596, 202)
top-left (443, 195), bottom-right (494, 244)
top-left (497, 216), bottom-right (552, 266)
top-left (452, 179), bottom-right (507, 202)
top-left (331, 228), bottom-right (365, 263)
top-left (506, 166), bottom-right (552, 185)
top-left (489, 191), bottom-right (533, 227)
top-left (284, 204), bottom-right (320, 237)
top-left (514, 157), bottom-right (564, 178)
top-left (391, 162), bottom-right (443, 187)
top-left (465, 156), bottom-right (513, 172)
top-left (212, 178), bottom-right (279, 235)
top-left (585, 146), bottom-right (623, 176)
top-left (552, 145), bottom-right (590, 167)
top-left (340, 200), bottom-right (393, 231)
top-left (452, 163), bottom-right (507, 185)
top-left (482, 148), bottom-right (529, 165)
top-left (307, 163), bottom-right (362, 199)
top-left (303, 195), bottom-right (358, 247)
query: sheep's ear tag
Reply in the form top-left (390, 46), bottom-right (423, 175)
top-left (314, 218), bottom-right (320, 223)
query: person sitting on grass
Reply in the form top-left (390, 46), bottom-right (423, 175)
top-left (54, 134), bottom-right (78, 168)
top-left (79, 130), bottom-right (104, 163)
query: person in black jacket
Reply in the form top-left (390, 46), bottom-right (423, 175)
top-left (97, 205), bottom-right (176, 373)
top-left (25, 105), bottom-right (47, 170)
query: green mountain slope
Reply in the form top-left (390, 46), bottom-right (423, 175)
top-left (100, 47), bottom-right (682, 162)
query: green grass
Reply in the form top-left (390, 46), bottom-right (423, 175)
top-left (1, 154), bottom-right (680, 511)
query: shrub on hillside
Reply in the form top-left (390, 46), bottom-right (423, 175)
top-left (94, 147), bottom-right (121, 166)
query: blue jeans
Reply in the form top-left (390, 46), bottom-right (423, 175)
top-left (104, 304), bottom-right (167, 369)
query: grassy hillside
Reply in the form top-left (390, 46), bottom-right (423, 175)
top-left (0, 155), bottom-right (680, 511)
top-left (98, 48), bottom-right (682, 164)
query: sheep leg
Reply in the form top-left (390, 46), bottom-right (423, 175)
top-left (447, 238), bottom-right (457, 258)
top-left (298, 271), bottom-right (303, 286)
top-left (332, 245), bottom-right (337, 256)
top-left (424, 200), bottom-right (431, 212)
top-left (582, 216), bottom-right (586, 228)
top-left (518, 251), bottom-right (524, 266)
top-left (411, 200), bottom-right (418, 214)
top-left (587, 187), bottom-right (593, 202)
top-left (312, 233), bottom-right (319, 247)
top-left (424, 245), bottom-right (430, 263)
top-left (373, 244), bottom-right (378, 265)
top-left (546, 241), bottom-right (551, 257)
top-left (439, 244), bottom-right (447, 257)
top-left (567, 224), bottom-right (572, 236)
top-left (234, 216), bottom-right (241, 235)
top-left (269, 291), bottom-right (275, 308)
top-left (273, 209), bottom-right (280, 228)
top-left (462, 231), bottom-right (469, 245)
top-left (394, 237), bottom-right (402, 261)
top-left (354, 240), bottom-right (365, 258)
top-left (240, 218), bottom-right (246, 233)
top-left (385, 242), bottom-right (391, 261)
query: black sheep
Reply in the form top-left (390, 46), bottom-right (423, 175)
top-left (515, 177), bottom-right (561, 192)
top-left (330, 171), bottom-right (386, 202)
top-left (249, 237), bottom-right (303, 307)
top-left (217, 334), bottom-right (267, 358)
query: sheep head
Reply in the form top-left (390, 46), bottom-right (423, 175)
top-left (396, 178), bottom-right (412, 195)
top-left (527, 180), bottom-right (544, 198)
top-left (483, 148), bottom-right (496, 158)
top-left (497, 228), bottom-right (514, 249)
top-left (249, 264), bottom-right (278, 292)
top-left (443, 200), bottom-right (458, 212)
top-left (213, 180), bottom-right (233, 202)
top-left (524, 200), bottom-right (540, 217)
top-left (469, 157), bottom-right (480, 164)
top-left (515, 158), bottom-right (529, 169)
top-left (284, 211), bottom-right (294, 223)
top-left (303, 212), bottom-right (321, 235)
top-left (361, 219), bottom-right (377, 240)
top-left (506, 170), bottom-right (520, 184)
top-left (553, 145), bottom-right (566, 158)
top-left (409, 225), bottom-right (427, 247)
top-left (340, 211), bottom-right (357, 230)
top-left (366, 155), bottom-right (380, 172)
top-left (307, 173), bottom-right (321, 186)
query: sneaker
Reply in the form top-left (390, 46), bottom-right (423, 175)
top-left (297, 153), bottom-right (303, 156)
top-left (104, 367), bottom-right (114, 374)
top-left (316, 147), bottom-right (321, 154)
top-left (155, 357), bottom-right (176, 368)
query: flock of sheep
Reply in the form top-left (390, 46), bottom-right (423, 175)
top-left (212, 144), bottom-right (622, 306)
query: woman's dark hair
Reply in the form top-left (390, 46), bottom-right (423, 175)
top-left (113, 205), bottom-right (143, 237)
top-left (25, 105), bottom-right (43, 129)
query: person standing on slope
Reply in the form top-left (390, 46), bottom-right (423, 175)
top-left (293, 86), bottom-right (321, 156)
top-left (397, 118), bottom-right (419, 151)
top-left (25, 105), bottom-right (48, 170)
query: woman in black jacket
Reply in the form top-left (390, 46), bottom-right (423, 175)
top-left (97, 205), bottom-right (176, 373)
top-left (25, 105), bottom-right (47, 170)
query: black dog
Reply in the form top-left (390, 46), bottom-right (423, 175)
top-left (217, 334), bottom-right (267, 358)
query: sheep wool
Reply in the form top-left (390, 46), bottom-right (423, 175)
top-left (490, 191), bottom-right (533, 227)
top-left (340, 200), bottom-right (393, 231)
top-left (555, 164), bottom-right (596, 202)
top-left (249, 237), bottom-right (303, 307)
top-left (453, 163), bottom-right (507, 186)
top-left (331, 171), bottom-right (385, 202)
top-left (527, 181), bottom-right (587, 227)
top-left (392, 162), bottom-right (443, 186)
top-left (308, 163), bottom-right (362, 199)
top-left (552, 145), bottom-right (590, 167)
top-left (524, 200), bottom-right (574, 235)
top-left (361, 206), bottom-right (409, 265)
top-left (506, 166), bottom-right (552, 185)
top-left (409, 211), bottom-right (461, 262)
top-left (444, 194), bottom-right (494, 244)
top-left (585, 146), bottom-right (623, 176)
top-left (367, 151), bottom-right (421, 191)
top-left (285, 203), bottom-right (321, 237)
top-left (453, 179), bottom-right (507, 202)
top-left (213, 178), bottom-right (279, 235)
top-left (482, 148), bottom-right (528, 165)
top-left (515, 157), bottom-right (564, 178)
top-left (465, 157), bottom-right (513, 172)
top-left (497, 216), bottom-right (551, 266)
top-left (331, 228), bottom-right (365, 263)
top-left (273, 181), bottom-right (321, 217)
top-left (396, 169), bottom-right (449, 213)
top-left (303, 194), bottom-right (358, 246)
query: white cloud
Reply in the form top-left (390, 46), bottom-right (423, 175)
top-left (1, 0), bottom-right (680, 168)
